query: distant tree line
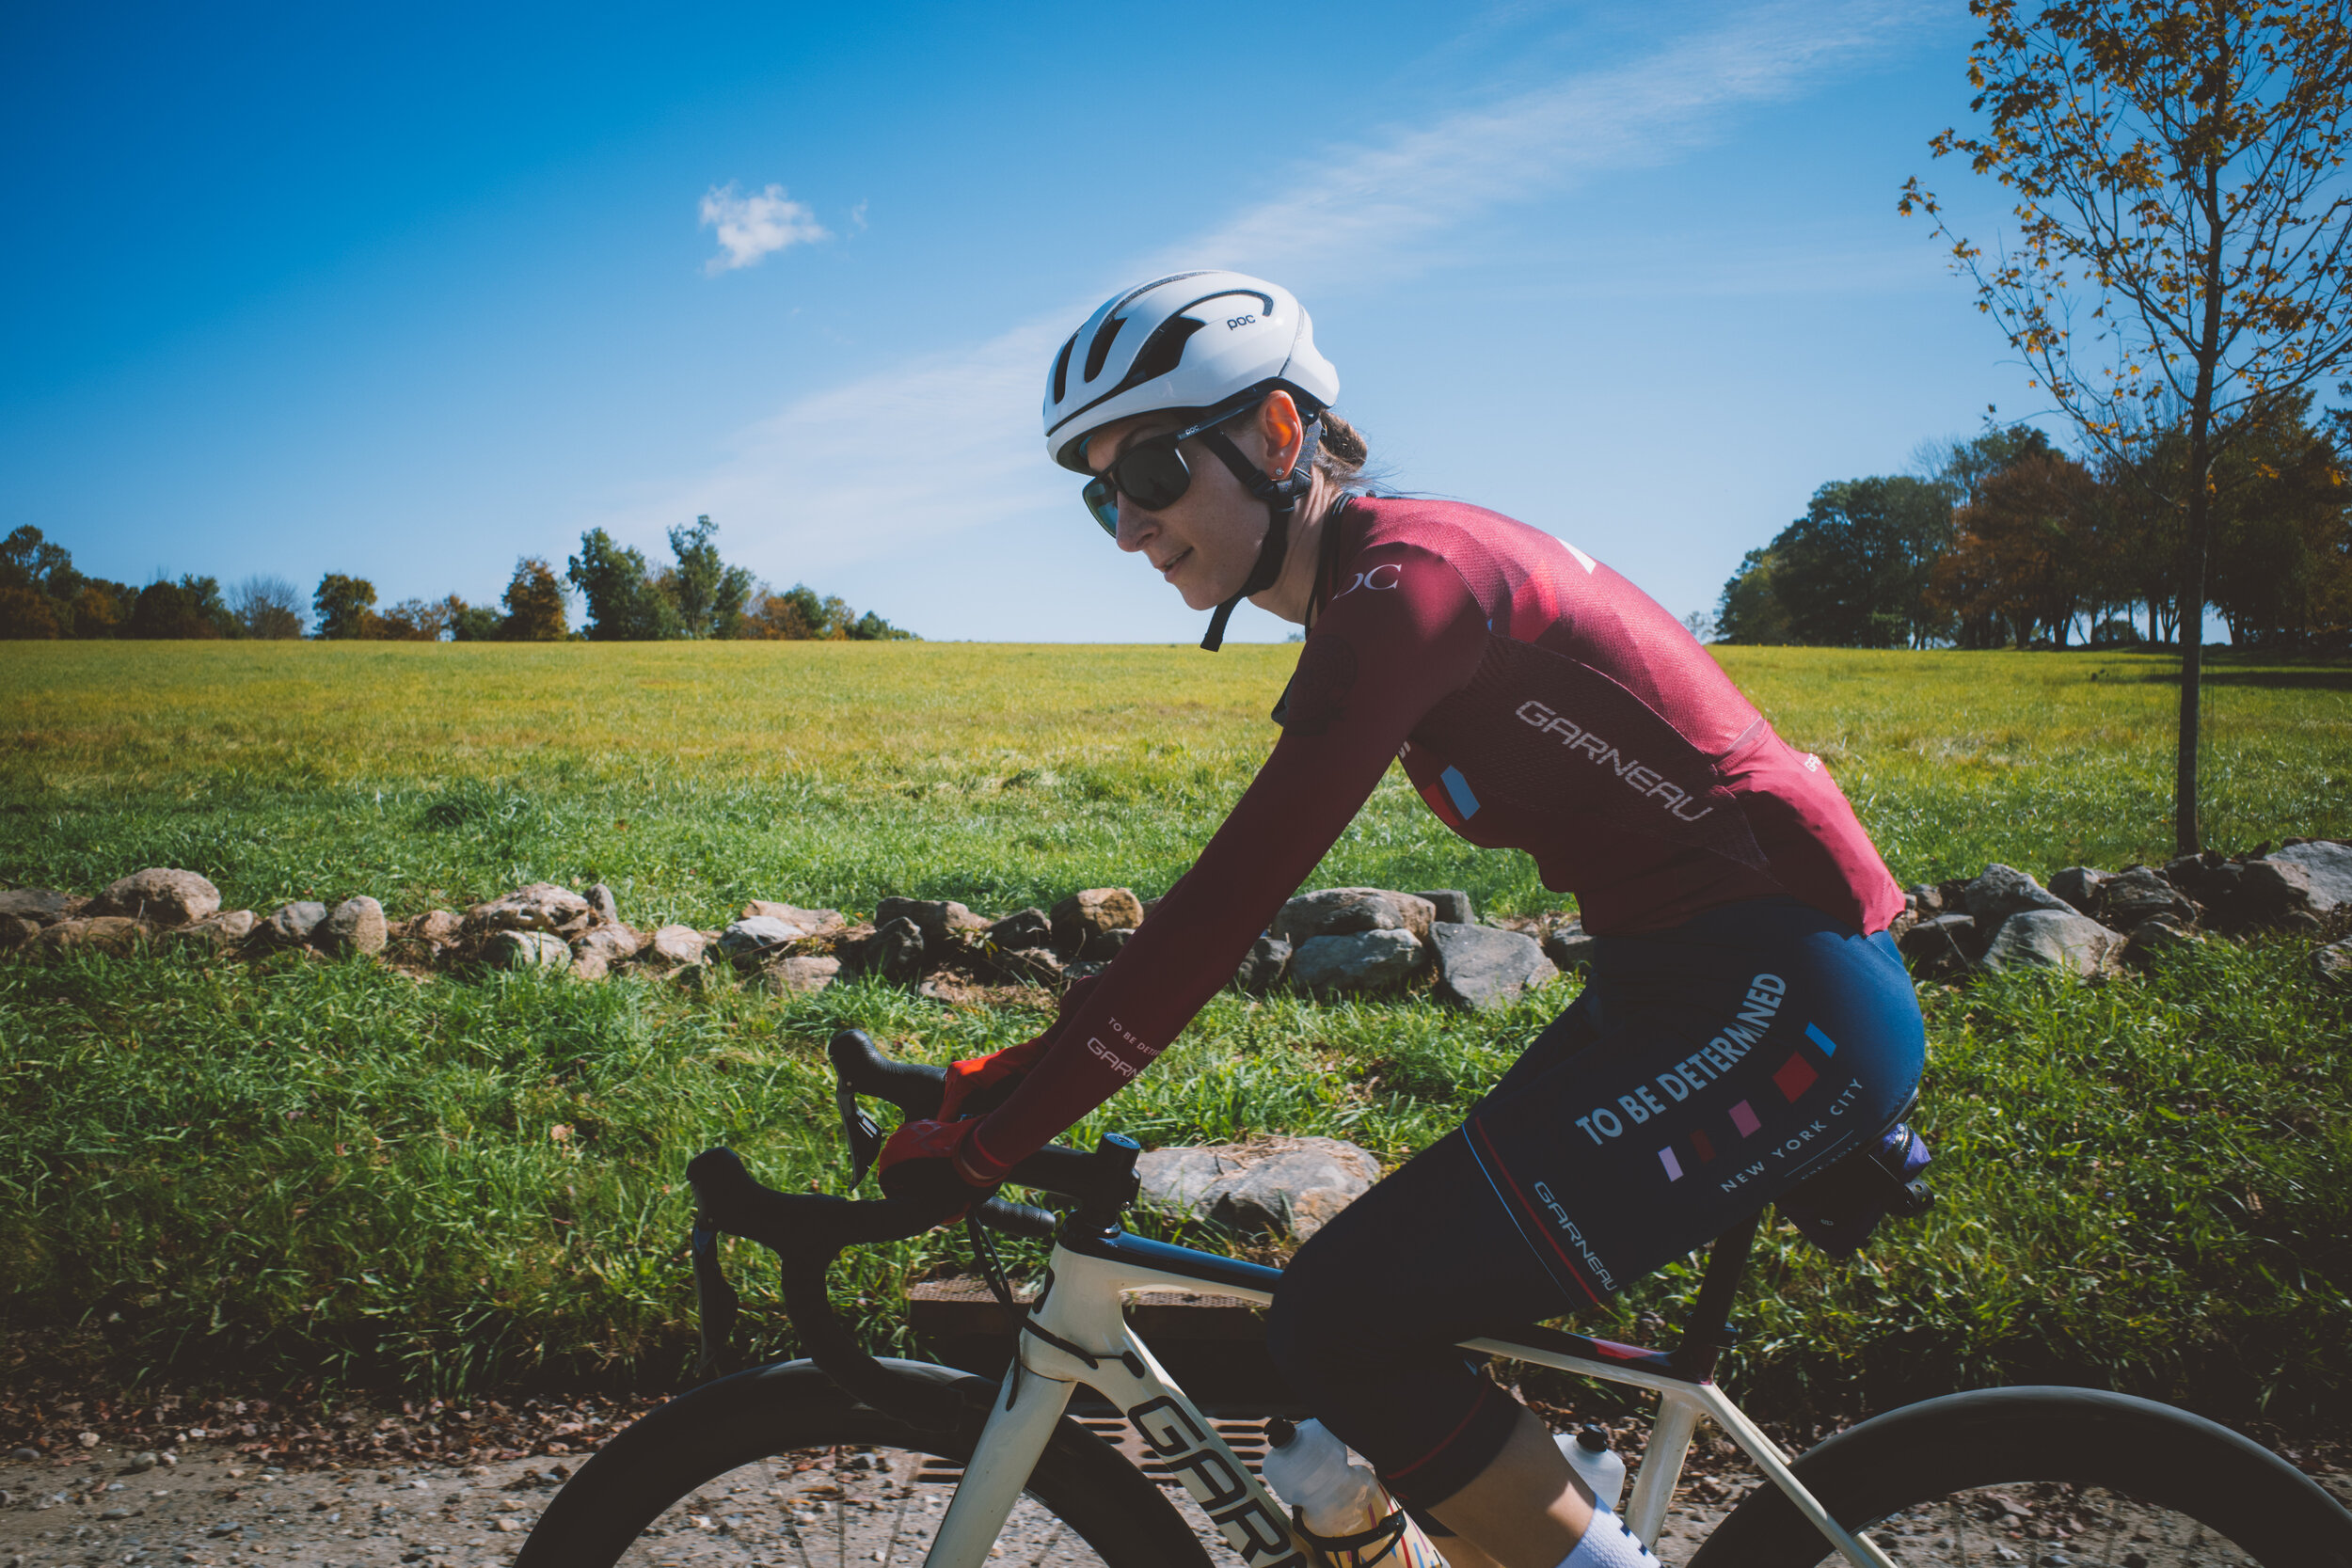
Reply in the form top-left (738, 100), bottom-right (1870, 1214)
top-left (0, 516), bottom-right (914, 642)
top-left (1714, 398), bottom-right (2352, 652)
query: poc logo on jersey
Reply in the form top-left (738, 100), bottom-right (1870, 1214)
top-left (1328, 562), bottom-right (1403, 603)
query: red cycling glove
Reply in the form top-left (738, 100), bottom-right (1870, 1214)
top-left (877, 1117), bottom-right (993, 1220)
top-left (937, 974), bottom-right (1102, 1122)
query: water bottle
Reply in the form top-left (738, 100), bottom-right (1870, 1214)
top-left (1555, 1425), bottom-right (1626, 1514)
top-left (1262, 1418), bottom-right (1446, 1568)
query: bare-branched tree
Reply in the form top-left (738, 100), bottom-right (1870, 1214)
top-left (1901, 0), bottom-right (2352, 852)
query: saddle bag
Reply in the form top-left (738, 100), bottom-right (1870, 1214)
top-left (1776, 1121), bottom-right (1934, 1258)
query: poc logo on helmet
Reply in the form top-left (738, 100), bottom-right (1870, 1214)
top-left (1226, 313), bottom-right (1257, 329)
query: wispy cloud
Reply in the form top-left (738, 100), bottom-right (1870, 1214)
top-left (699, 182), bottom-right (831, 274)
top-left (636, 1), bottom-right (1926, 582)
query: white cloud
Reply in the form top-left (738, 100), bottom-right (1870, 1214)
top-left (699, 182), bottom-right (831, 274)
top-left (628, 2), bottom-right (1929, 620)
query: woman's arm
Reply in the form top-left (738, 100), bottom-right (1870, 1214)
top-left (961, 541), bottom-right (1489, 1180)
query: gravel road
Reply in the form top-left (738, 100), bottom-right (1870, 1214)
top-left (6, 1429), bottom-right (2346, 1568)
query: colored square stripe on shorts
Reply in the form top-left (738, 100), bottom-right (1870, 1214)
top-left (1805, 1022), bottom-right (1839, 1055)
top-left (1658, 1147), bottom-right (1683, 1180)
top-left (1729, 1100), bottom-right (1761, 1137)
top-left (1773, 1051), bottom-right (1819, 1101)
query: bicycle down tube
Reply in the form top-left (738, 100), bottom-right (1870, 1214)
top-left (934, 1223), bottom-right (1899, 1568)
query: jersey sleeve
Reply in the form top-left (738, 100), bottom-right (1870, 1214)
top-left (961, 542), bottom-right (1489, 1180)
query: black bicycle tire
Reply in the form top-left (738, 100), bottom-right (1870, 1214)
top-left (1685, 1384), bottom-right (2352, 1567)
top-left (516, 1357), bottom-right (1216, 1568)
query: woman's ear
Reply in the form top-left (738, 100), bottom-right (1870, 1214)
top-left (1254, 389), bottom-right (1304, 478)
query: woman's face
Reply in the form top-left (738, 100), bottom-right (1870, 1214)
top-left (1084, 408), bottom-right (1279, 611)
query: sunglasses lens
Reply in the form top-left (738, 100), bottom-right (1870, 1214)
top-left (1082, 476), bottom-right (1120, 537)
top-left (1119, 444), bottom-right (1192, 511)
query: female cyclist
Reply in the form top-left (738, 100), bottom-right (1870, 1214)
top-left (878, 273), bottom-right (1927, 1568)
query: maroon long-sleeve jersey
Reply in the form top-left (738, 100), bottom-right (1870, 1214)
top-left (962, 496), bottom-right (1903, 1180)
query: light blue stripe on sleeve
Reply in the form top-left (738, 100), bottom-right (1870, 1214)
top-left (1440, 766), bottom-right (1480, 818)
top-left (1805, 1022), bottom-right (1838, 1055)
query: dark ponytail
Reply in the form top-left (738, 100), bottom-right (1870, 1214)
top-left (1315, 411), bottom-right (1370, 486)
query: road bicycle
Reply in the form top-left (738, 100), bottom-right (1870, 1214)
top-left (519, 1030), bottom-right (2352, 1568)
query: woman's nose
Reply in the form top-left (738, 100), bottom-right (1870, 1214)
top-left (1114, 498), bottom-right (1155, 553)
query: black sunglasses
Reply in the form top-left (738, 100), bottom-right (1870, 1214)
top-left (1079, 410), bottom-right (1238, 537)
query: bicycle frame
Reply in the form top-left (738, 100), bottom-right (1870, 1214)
top-left (928, 1223), bottom-right (1899, 1568)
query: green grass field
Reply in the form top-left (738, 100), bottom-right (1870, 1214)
top-left (2, 641), bottom-right (2348, 1421)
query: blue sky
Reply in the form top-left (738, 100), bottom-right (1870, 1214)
top-left (0, 0), bottom-right (2048, 641)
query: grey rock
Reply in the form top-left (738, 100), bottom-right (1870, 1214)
top-left (485, 930), bottom-right (570, 972)
top-left (2313, 939), bottom-right (2352, 990)
top-left (0, 914), bottom-right (38, 951)
top-left (2046, 866), bottom-right (2110, 915)
top-left (986, 908), bottom-right (1055, 952)
top-left (2124, 913), bottom-right (2201, 964)
top-left (89, 867), bottom-right (220, 927)
top-left (1899, 912), bottom-right (1979, 977)
top-left (858, 917), bottom-right (927, 986)
top-left (2093, 866), bottom-right (2198, 931)
top-left (264, 901), bottom-right (330, 947)
top-left (571, 925), bottom-right (643, 971)
top-left (2263, 840), bottom-right (2352, 911)
top-left (1416, 889), bottom-right (1475, 926)
top-left (403, 909), bottom-right (465, 946)
top-left (465, 882), bottom-right (592, 933)
top-left (321, 895), bottom-right (388, 956)
top-left (642, 925), bottom-right (708, 969)
top-left (585, 883), bottom-right (621, 925)
top-left (1960, 864), bottom-right (2074, 923)
top-left (1288, 927), bottom-right (1426, 995)
top-left (760, 956), bottom-right (841, 995)
top-left (875, 897), bottom-right (987, 946)
top-left (740, 900), bottom-right (847, 936)
top-left (1085, 926), bottom-right (1135, 962)
top-left (1135, 1137), bottom-right (1380, 1240)
top-left (38, 916), bottom-right (151, 956)
top-left (717, 915), bottom-right (802, 967)
top-left (1904, 883), bottom-right (1944, 916)
top-left (1979, 910), bottom-right (2125, 979)
top-left (1050, 888), bottom-right (1144, 958)
top-left (1274, 888), bottom-right (1437, 945)
top-left (1232, 934), bottom-right (1291, 991)
top-left (1541, 920), bottom-right (1597, 973)
top-left (1431, 922), bottom-right (1557, 1010)
top-left (0, 888), bottom-right (85, 925)
top-left (2164, 852), bottom-right (2227, 903)
top-left (165, 909), bottom-right (258, 953)
top-left (1885, 908), bottom-right (1920, 944)
top-left (569, 946), bottom-right (612, 981)
top-left (2231, 858), bottom-right (2327, 928)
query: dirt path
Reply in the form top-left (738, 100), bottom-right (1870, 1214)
top-left (8, 1425), bottom-right (2351, 1568)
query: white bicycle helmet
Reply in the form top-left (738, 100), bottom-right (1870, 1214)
top-left (1043, 272), bottom-right (1342, 650)
top-left (1043, 271), bottom-right (1340, 473)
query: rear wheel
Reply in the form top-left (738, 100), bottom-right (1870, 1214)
top-left (1685, 1386), bottom-right (2352, 1568)
top-left (517, 1359), bottom-right (1214, 1568)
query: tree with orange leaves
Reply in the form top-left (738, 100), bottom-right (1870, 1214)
top-left (1902, 0), bottom-right (2352, 851)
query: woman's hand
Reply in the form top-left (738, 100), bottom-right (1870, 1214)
top-left (877, 1117), bottom-right (995, 1220)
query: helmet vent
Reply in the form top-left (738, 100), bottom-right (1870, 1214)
top-left (1050, 332), bottom-right (1077, 405)
top-left (1126, 315), bottom-right (1204, 388)
top-left (1083, 310), bottom-right (1128, 383)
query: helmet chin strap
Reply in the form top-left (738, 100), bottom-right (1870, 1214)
top-left (1195, 417), bottom-right (1323, 653)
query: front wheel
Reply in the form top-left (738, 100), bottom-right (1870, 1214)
top-left (1687, 1386), bottom-right (2352, 1568)
top-left (516, 1357), bottom-right (1214, 1568)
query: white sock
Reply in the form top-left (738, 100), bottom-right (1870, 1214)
top-left (1557, 1509), bottom-right (1660, 1568)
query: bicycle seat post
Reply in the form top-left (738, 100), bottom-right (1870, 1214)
top-left (1670, 1209), bottom-right (1758, 1381)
